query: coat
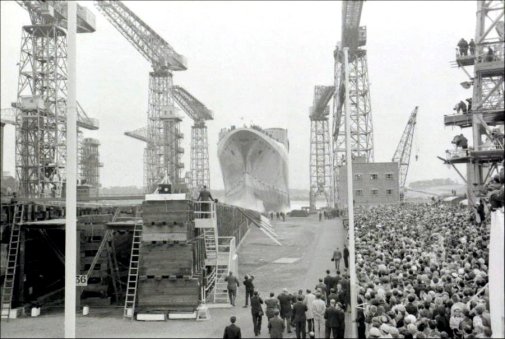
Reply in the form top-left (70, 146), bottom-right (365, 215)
top-left (292, 301), bottom-right (308, 322)
top-left (324, 306), bottom-right (339, 328)
top-left (223, 324), bottom-right (241, 339)
top-left (265, 297), bottom-right (280, 318)
top-left (303, 293), bottom-right (316, 319)
top-left (243, 277), bottom-right (254, 291)
top-left (251, 295), bottom-right (264, 315)
top-left (312, 299), bottom-right (327, 321)
top-left (268, 316), bottom-right (285, 338)
top-left (277, 293), bottom-right (293, 318)
top-left (224, 275), bottom-right (240, 291)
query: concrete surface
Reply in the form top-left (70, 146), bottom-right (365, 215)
top-left (0, 214), bottom-right (352, 338)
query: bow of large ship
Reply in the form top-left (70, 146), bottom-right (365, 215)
top-left (217, 126), bottom-right (290, 213)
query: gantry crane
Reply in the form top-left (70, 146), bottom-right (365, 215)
top-left (13, 1), bottom-right (96, 198)
top-left (170, 86), bottom-right (213, 192)
top-left (392, 106), bottom-right (418, 194)
top-left (442, 1), bottom-right (504, 207)
top-left (309, 85), bottom-right (335, 210)
top-left (332, 1), bottom-right (374, 203)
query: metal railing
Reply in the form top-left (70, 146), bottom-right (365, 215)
top-left (445, 144), bottom-right (504, 159)
top-left (455, 42), bottom-right (505, 64)
top-left (194, 200), bottom-right (216, 219)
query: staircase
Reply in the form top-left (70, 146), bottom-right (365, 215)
top-left (212, 264), bottom-right (230, 304)
top-left (1, 204), bottom-right (24, 319)
top-left (203, 228), bottom-right (218, 261)
top-left (123, 222), bottom-right (142, 318)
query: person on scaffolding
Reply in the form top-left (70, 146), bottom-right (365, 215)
top-left (457, 38), bottom-right (469, 56)
top-left (197, 185), bottom-right (215, 218)
top-left (469, 38), bottom-right (476, 55)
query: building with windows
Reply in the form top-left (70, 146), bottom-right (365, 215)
top-left (337, 157), bottom-right (400, 207)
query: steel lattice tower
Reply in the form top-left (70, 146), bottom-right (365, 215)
top-left (332, 43), bottom-right (374, 204)
top-left (80, 138), bottom-right (102, 187)
top-left (145, 70), bottom-right (183, 192)
top-left (309, 86), bottom-right (334, 210)
top-left (191, 122), bottom-right (210, 190)
top-left (466, 0), bottom-right (504, 204)
top-left (13, 2), bottom-right (95, 199)
top-left (15, 25), bottom-right (69, 198)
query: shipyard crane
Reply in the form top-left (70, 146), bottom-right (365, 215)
top-left (1, 108), bottom-right (17, 179)
top-left (95, 0), bottom-right (187, 193)
top-left (12, 0), bottom-right (96, 198)
top-left (392, 106), bottom-right (418, 192)
top-left (332, 1), bottom-right (373, 204)
top-left (309, 86), bottom-right (335, 210)
top-left (170, 86), bottom-right (213, 191)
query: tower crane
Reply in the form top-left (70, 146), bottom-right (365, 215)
top-left (96, 1), bottom-right (213, 193)
top-left (13, 1), bottom-right (96, 198)
top-left (170, 86), bottom-right (213, 192)
top-left (332, 1), bottom-right (373, 204)
top-left (309, 85), bottom-right (335, 210)
top-left (392, 106), bottom-right (419, 192)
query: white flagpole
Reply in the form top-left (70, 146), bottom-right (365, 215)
top-left (65, 1), bottom-right (77, 337)
top-left (343, 47), bottom-right (358, 338)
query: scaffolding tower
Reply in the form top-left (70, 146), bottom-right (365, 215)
top-left (332, 2), bottom-right (374, 205)
top-left (309, 86), bottom-right (335, 210)
top-left (80, 138), bottom-right (102, 187)
top-left (13, 1), bottom-right (96, 198)
top-left (443, 0), bottom-right (504, 207)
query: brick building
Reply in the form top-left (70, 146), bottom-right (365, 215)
top-left (337, 157), bottom-right (400, 207)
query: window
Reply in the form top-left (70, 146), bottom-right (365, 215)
top-left (371, 189), bottom-right (379, 196)
top-left (355, 189), bottom-right (363, 196)
top-left (370, 173), bottom-right (379, 180)
top-left (354, 173), bottom-right (363, 181)
top-left (386, 189), bottom-right (393, 195)
top-left (385, 173), bottom-right (394, 180)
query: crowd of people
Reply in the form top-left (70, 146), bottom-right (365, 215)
top-left (223, 200), bottom-right (498, 339)
top-left (354, 203), bottom-right (492, 339)
top-left (223, 269), bottom-right (352, 339)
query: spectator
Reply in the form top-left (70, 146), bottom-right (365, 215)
top-left (277, 288), bottom-right (293, 334)
top-left (312, 293), bottom-right (326, 338)
top-left (324, 299), bottom-right (339, 339)
top-left (332, 248), bottom-right (342, 271)
top-left (250, 291), bottom-right (264, 336)
top-left (268, 310), bottom-right (285, 339)
top-left (223, 316), bottom-right (242, 339)
top-left (304, 289), bottom-right (316, 333)
top-left (265, 292), bottom-right (281, 325)
top-left (243, 274), bottom-right (255, 307)
top-left (293, 296), bottom-right (308, 339)
top-left (224, 272), bottom-right (240, 306)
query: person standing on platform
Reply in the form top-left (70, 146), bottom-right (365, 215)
top-left (293, 296), bottom-right (308, 339)
top-left (197, 185), bottom-right (215, 218)
top-left (457, 38), bottom-right (469, 56)
top-left (469, 38), bottom-right (476, 55)
top-left (243, 275), bottom-right (255, 307)
top-left (223, 316), bottom-right (242, 339)
top-left (277, 288), bottom-right (293, 334)
top-left (323, 271), bottom-right (333, 304)
top-left (324, 299), bottom-right (339, 339)
top-left (312, 293), bottom-right (327, 338)
top-left (251, 291), bottom-right (264, 336)
top-left (335, 303), bottom-right (345, 339)
top-left (315, 278), bottom-right (327, 301)
top-left (224, 272), bottom-right (240, 306)
top-left (332, 248), bottom-right (342, 271)
top-left (343, 245), bottom-right (349, 270)
top-left (268, 310), bottom-right (285, 338)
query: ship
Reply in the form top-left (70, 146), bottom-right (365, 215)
top-left (217, 125), bottom-right (290, 213)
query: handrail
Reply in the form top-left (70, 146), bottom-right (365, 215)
top-left (194, 200), bottom-right (216, 219)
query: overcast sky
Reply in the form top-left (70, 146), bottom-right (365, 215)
top-left (1, 1), bottom-right (476, 189)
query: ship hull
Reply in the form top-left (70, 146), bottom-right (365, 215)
top-left (218, 127), bottom-right (290, 213)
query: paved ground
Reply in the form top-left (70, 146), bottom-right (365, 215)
top-left (1, 214), bottom-right (350, 338)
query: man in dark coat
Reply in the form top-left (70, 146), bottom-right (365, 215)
top-left (335, 303), bottom-right (346, 339)
top-left (323, 270), bottom-right (333, 305)
top-left (243, 275), bottom-right (255, 307)
top-left (223, 316), bottom-right (242, 339)
top-left (327, 289), bottom-right (338, 309)
top-left (251, 291), bottom-right (264, 336)
top-left (224, 272), bottom-right (240, 306)
top-left (292, 296), bottom-right (308, 339)
top-left (197, 185), bottom-right (215, 218)
top-left (268, 310), bottom-right (286, 338)
top-left (277, 288), bottom-right (293, 334)
top-left (324, 299), bottom-right (339, 339)
top-left (343, 245), bottom-right (349, 270)
top-left (265, 292), bottom-right (280, 324)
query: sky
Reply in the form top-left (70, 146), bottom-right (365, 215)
top-left (1, 1), bottom-right (476, 190)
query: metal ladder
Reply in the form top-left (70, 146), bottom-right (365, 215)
top-left (203, 228), bottom-right (218, 260)
top-left (213, 264), bottom-right (230, 303)
top-left (123, 222), bottom-right (142, 318)
top-left (1, 204), bottom-right (24, 319)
